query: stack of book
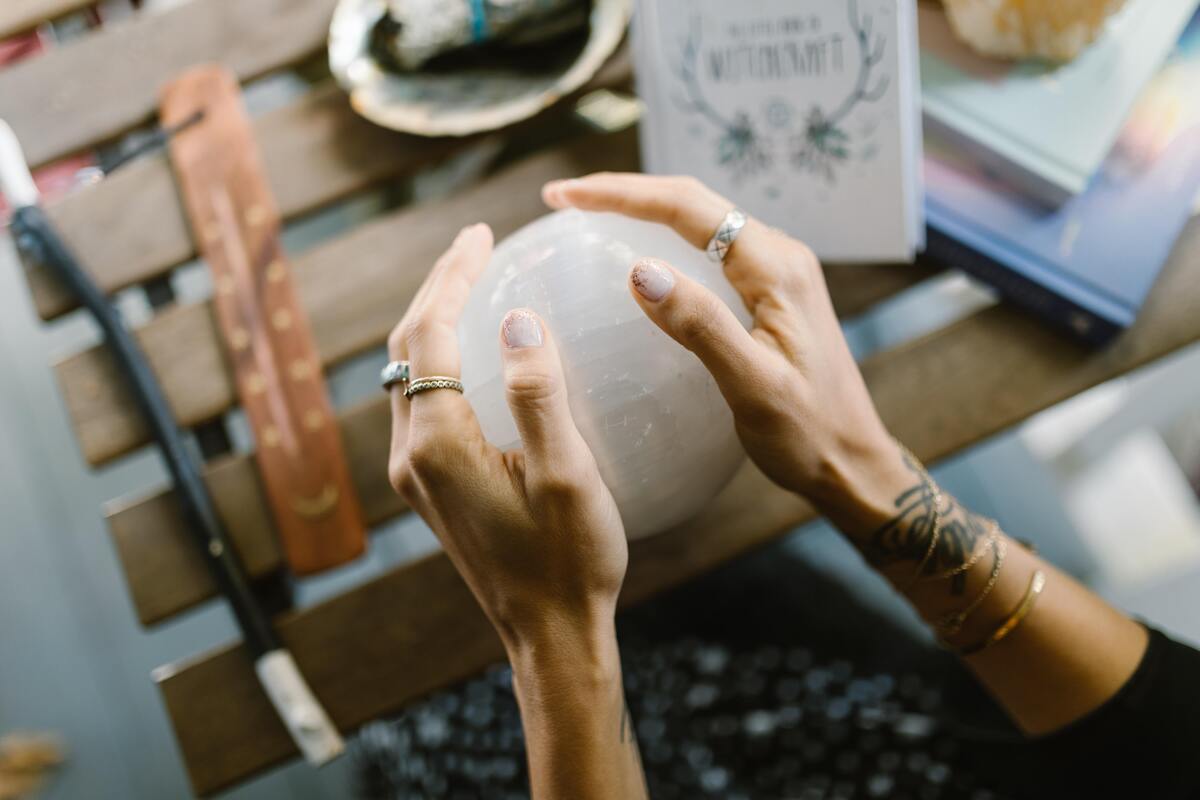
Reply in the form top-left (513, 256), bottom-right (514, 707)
top-left (631, 0), bottom-right (1200, 344)
top-left (921, 0), bottom-right (1200, 344)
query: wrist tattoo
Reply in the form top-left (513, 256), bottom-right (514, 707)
top-left (862, 449), bottom-right (990, 595)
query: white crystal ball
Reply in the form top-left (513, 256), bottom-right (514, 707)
top-left (458, 209), bottom-right (751, 540)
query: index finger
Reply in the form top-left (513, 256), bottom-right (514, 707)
top-left (400, 223), bottom-right (493, 431)
top-left (541, 172), bottom-right (785, 296)
top-left (544, 173), bottom-right (729, 249)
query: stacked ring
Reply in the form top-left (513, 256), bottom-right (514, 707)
top-left (381, 360), bottom-right (464, 400)
top-left (403, 376), bottom-right (464, 399)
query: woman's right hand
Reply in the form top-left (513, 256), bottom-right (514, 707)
top-left (542, 173), bottom-right (908, 526)
top-left (545, 175), bottom-right (1156, 758)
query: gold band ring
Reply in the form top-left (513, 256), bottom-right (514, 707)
top-left (403, 376), bottom-right (464, 400)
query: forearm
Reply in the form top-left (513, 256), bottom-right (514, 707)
top-left (505, 614), bottom-right (648, 800)
top-left (816, 435), bottom-right (1148, 735)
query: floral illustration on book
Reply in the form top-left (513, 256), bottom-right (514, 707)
top-left (672, 0), bottom-right (890, 183)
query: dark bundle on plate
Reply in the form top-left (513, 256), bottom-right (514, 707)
top-left (328, 0), bottom-right (628, 137)
top-left (369, 0), bottom-right (592, 74)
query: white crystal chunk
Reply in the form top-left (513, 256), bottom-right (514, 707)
top-left (458, 209), bottom-right (751, 539)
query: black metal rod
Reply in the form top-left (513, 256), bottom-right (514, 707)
top-left (12, 205), bottom-right (279, 658)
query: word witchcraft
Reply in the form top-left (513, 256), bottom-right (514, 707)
top-left (705, 27), bottom-right (848, 82)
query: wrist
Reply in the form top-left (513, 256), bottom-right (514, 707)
top-left (805, 431), bottom-right (913, 544)
top-left (503, 604), bottom-right (620, 686)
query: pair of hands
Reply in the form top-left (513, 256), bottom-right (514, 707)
top-left (386, 173), bottom-right (898, 652)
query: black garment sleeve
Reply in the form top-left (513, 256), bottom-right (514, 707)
top-left (978, 626), bottom-right (1200, 799)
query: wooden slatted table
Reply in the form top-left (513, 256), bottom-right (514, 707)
top-left (4, 0), bottom-right (1198, 796)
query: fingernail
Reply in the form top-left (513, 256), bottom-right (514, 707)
top-left (631, 258), bottom-right (675, 302)
top-left (502, 309), bottom-right (544, 348)
top-left (542, 179), bottom-right (578, 207)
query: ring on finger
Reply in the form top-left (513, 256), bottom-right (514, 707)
top-left (404, 375), bottom-right (464, 400)
top-left (380, 360), bottom-right (410, 392)
top-left (706, 207), bottom-right (748, 263)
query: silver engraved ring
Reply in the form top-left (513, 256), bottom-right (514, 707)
top-left (380, 360), bottom-right (410, 393)
top-left (403, 376), bottom-right (465, 400)
top-left (705, 207), bottom-right (748, 263)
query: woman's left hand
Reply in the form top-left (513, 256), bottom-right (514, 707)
top-left (386, 223), bottom-right (627, 652)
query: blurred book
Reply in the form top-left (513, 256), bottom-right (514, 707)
top-left (920, 0), bottom-right (1200, 207)
top-left (923, 12), bottom-right (1200, 345)
top-left (633, 0), bottom-right (924, 263)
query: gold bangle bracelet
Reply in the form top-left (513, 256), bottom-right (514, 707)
top-left (955, 569), bottom-right (1047, 657)
top-left (935, 535), bottom-right (1007, 638)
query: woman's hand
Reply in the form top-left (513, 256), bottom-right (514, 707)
top-left (542, 173), bottom-right (907, 528)
top-left (387, 223), bottom-right (648, 800)
top-left (386, 223), bottom-right (626, 650)
top-left (544, 175), bottom-right (1152, 747)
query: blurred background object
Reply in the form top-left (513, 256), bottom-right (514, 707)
top-left (0, 733), bottom-right (64, 800)
top-left (329, 0), bottom-right (630, 135)
top-left (940, 0), bottom-right (1127, 61)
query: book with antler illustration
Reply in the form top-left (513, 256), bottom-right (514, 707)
top-left (632, 0), bottom-right (924, 263)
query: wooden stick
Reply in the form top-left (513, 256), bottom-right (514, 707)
top-left (162, 66), bottom-right (366, 575)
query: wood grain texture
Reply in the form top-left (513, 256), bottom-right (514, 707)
top-left (107, 400), bottom-right (399, 626)
top-left (157, 215), bottom-right (1200, 795)
top-left (0, 0), bottom-right (91, 38)
top-left (24, 55), bottom-right (633, 321)
top-left (0, 0), bottom-right (339, 169)
top-left (25, 83), bottom-right (453, 321)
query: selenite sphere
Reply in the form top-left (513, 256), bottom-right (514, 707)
top-left (458, 209), bottom-right (751, 540)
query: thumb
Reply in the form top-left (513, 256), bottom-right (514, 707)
top-left (629, 257), bottom-right (761, 397)
top-left (499, 309), bottom-right (593, 477)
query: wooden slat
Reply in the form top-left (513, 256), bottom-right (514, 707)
top-left (24, 51), bottom-right (633, 321)
top-left (0, 0), bottom-right (339, 169)
top-left (826, 258), bottom-right (938, 318)
top-left (27, 83), bottom-right (444, 320)
top-left (158, 215), bottom-right (1200, 795)
top-left (0, 0), bottom-right (91, 39)
top-left (108, 400), bottom-right (398, 625)
top-left (56, 126), bottom-right (929, 468)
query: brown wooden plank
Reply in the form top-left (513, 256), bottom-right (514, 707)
top-left (107, 400), bottom-right (399, 625)
top-left (26, 83), bottom-right (436, 321)
top-left (25, 51), bottom-right (634, 321)
top-left (157, 215), bottom-right (1200, 795)
top-left (826, 257), bottom-right (939, 319)
top-left (0, 0), bottom-right (91, 38)
top-left (0, 0), bottom-right (339, 169)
